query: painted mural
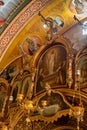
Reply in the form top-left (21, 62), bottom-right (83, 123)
top-left (32, 92), bottom-right (70, 117)
top-left (77, 55), bottom-right (87, 85)
top-left (21, 35), bottom-right (42, 55)
top-left (69, 0), bottom-right (87, 18)
top-left (0, 59), bottom-right (21, 83)
top-left (0, 82), bottom-right (7, 113)
top-left (36, 45), bottom-right (67, 93)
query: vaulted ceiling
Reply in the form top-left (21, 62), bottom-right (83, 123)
top-left (0, 0), bottom-right (87, 72)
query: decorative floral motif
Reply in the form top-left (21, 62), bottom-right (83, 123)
top-left (0, 0), bottom-right (52, 57)
top-left (30, 1), bottom-right (41, 12)
top-left (10, 23), bottom-right (19, 35)
top-left (0, 35), bottom-right (10, 46)
top-left (19, 12), bottom-right (30, 23)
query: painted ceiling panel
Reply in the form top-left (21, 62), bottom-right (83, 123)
top-left (0, 0), bottom-right (32, 33)
top-left (0, 0), bottom-right (87, 71)
top-left (0, 0), bottom-right (21, 18)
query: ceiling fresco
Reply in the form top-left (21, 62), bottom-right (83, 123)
top-left (0, 0), bottom-right (31, 31)
top-left (69, 0), bottom-right (87, 17)
top-left (0, 0), bottom-right (87, 71)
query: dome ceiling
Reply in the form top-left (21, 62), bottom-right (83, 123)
top-left (0, 0), bottom-right (87, 72)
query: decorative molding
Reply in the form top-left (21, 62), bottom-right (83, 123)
top-left (0, 0), bottom-right (54, 58)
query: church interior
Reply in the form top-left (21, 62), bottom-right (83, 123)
top-left (0, 0), bottom-right (87, 129)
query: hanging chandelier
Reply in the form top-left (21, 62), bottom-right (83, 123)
top-left (38, 11), bottom-right (64, 41)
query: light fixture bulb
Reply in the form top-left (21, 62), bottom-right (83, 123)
top-left (26, 117), bottom-right (31, 123)
top-left (9, 96), bottom-right (13, 101)
top-left (43, 23), bottom-right (47, 29)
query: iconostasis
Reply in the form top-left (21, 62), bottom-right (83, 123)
top-left (0, 0), bottom-right (87, 129)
